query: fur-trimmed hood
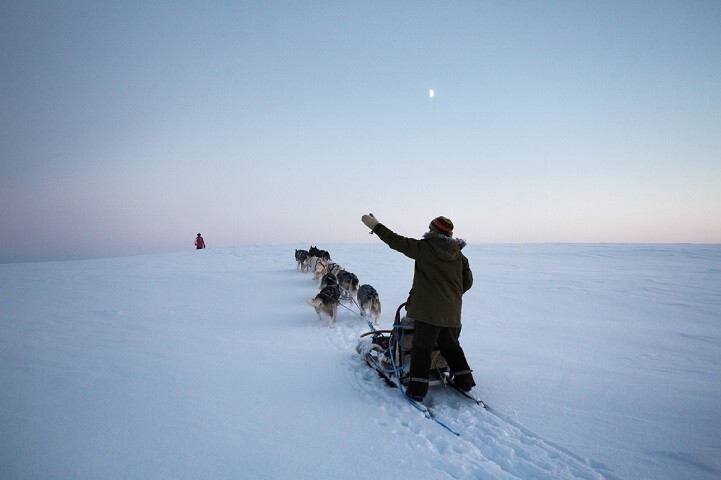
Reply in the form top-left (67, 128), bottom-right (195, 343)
top-left (422, 231), bottom-right (467, 249)
top-left (422, 230), bottom-right (467, 263)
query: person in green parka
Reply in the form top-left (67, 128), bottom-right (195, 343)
top-left (361, 213), bottom-right (476, 401)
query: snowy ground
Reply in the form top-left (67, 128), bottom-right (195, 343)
top-left (1, 243), bottom-right (720, 479)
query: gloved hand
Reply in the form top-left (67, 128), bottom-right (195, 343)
top-left (361, 213), bottom-right (379, 230)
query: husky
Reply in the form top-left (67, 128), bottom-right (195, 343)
top-left (295, 249), bottom-right (309, 272)
top-left (326, 262), bottom-right (343, 276)
top-left (308, 246), bottom-right (331, 262)
top-left (336, 270), bottom-right (359, 304)
top-left (320, 272), bottom-right (338, 290)
top-left (357, 284), bottom-right (381, 325)
top-left (307, 285), bottom-right (340, 327)
top-left (308, 256), bottom-right (327, 284)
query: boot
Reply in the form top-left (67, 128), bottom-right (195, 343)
top-left (442, 346), bottom-right (476, 392)
top-left (452, 371), bottom-right (476, 392)
top-left (405, 347), bottom-right (432, 401)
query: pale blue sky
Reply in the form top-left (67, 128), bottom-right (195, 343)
top-left (2, 1), bottom-right (720, 263)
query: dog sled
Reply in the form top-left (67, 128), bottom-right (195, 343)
top-left (356, 302), bottom-right (451, 388)
top-left (356, 302), bottom-right (487, 410)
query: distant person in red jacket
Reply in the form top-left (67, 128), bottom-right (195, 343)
top-left (195, 233), bottom-right (206, 250)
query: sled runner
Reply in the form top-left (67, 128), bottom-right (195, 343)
top-left (356, 302), bottom-right (450, 388)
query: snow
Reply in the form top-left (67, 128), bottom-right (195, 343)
top-left (1, 243), bottom-right (720, 479)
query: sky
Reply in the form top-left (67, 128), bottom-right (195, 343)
top-left (2, 1), bottom-right (720, 263)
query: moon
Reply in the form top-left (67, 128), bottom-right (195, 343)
top-left (429, 89), bottom-right (435, 98)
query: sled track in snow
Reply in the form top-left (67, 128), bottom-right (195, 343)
top-left (324, 318), bottom-right (618, 480)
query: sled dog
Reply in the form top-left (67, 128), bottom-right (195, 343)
top-left (357, 284), bottom-right (381, 325)
top-left (320, 272), bottom-right (338, 291)
top-left (326, 262), bottom-right (343, 276)
top-left (308, 285), bottom-right (340, 327)
top-left (308, 246), bottom-right (331, 262)
top-left (295, 249), bottom-right (309, 272)
top-left (336, 270), bottom-right (359, 303)
top-left (308, 256), bottom-right (327, 284)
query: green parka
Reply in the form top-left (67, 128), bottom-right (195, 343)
top-left (372, 223), bottom-right (473, 328)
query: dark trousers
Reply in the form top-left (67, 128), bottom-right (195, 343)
top-left (406, 320), bottom-right (475, 399)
